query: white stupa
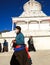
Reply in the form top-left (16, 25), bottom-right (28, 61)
top-left (1, 0), bottom-right (50, 51)
top-left (20, 0), bottom-right (46, 17)
top-left (12, 0), bottom-right (50, 36)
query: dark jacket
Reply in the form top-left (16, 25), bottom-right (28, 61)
top-left (3, 41), bottom-right (8, 46)
top-left (28, 38), bottom-right (36, 52)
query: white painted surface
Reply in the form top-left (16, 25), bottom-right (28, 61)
top-left (0, 0), bottom-right (50, 51)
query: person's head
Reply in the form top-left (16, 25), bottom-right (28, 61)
top-left (15, 26), bottom-right (21, 34)
top-left (4, 40), bottom-right (7, 42)
top-left (29, 36), bottom-right (33, 39)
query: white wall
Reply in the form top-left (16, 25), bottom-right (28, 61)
top-left (16, 23), bottom-right (50, 30)
top-left (0, 36), bottom-right (50, 51)
top-left (25, 37), bottom-right (50, 50)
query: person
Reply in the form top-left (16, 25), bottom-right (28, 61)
top-left (0, 43), bottom-right (2, 52)
top-left (3, 40), bottom-right (8, 52)
top-left (10, 26), bottom-right (32, 65)
top-left (28, 36), bottom-right (36, 52)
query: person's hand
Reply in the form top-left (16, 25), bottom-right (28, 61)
top-left (12, 40), bottom-right (16, 44)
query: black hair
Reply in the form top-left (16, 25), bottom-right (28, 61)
top-left (15, 26), bottom-right (21, 34)
top-left (15, 26), bottom-right (21, 30)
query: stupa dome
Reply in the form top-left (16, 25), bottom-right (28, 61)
top-left (23, 0), bottom-right (42, 12)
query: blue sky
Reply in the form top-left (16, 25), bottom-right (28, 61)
top-left (0, 0), bottom-right (50, 31)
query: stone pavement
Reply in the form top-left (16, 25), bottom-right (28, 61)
top-left (0, 50), bottom-right (50, 65)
